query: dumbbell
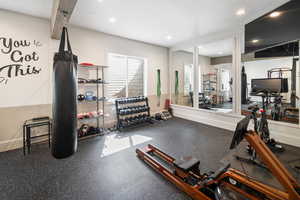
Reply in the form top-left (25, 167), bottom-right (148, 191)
top-left (118, 99), bottom-right (125, 104)
top-left (140, 106), bottom-right (146, 112)
top-left (138, 106), bottom-right (145, 112)
top-left (139, 115), bottom-right (145, 123)
top-left (121, 119), bottom-right (128, 127)
top-left (132, 107), bottom-right (139, 114)
top-left (78, 124), bottom-right (90, 137)
top-left (123, 117), bottom-right (130, 126)
top-left (132, 116), bottom-right (139, 124)
top-left (77, 94), bottom-right (85, 101)
top-left (126, 108), bottom-right (131, 114)
top-left (138, 96), bottom-right (143, 102)
top-left (129, 116), bottom-right (135, 125)
top-left (122, 118), bottom-right (128, 126)
top-left (134, 106), bottom-right (139, 113)
top-left (120, 108), bottom-right (125, 115)
top-left (141, 114), bottom-right (146, 123)
top-left (142, 114), bottom-right (149, 122)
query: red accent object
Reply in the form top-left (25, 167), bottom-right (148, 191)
top-left (77, 113), bottom-right (85, 119)
top-left (259, 109), bottom-right (265, 113)
top-left (165, 99), bottom-right (170, 110)
top-left (80, 62), bottom-right (94, 66)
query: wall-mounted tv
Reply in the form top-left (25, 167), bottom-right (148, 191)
top-left (245, 0), bottom-right (300, 54)
top-left (251, 78), bottom-right (288, 94)
top-left (254, 41), bottom-right (299, 58)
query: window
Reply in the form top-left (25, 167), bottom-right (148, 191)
top-left (107, 53), bottom-right (145, 98)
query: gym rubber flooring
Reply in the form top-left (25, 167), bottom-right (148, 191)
top-left (0, 117), bottom-right (299, 200)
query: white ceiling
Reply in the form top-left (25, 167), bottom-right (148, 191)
top-left (198, 38), bottom-right (234, 57)
top-left (0, 0), bottom-right (289, 47)
top-left (183, 38), bottom-right (234, 57)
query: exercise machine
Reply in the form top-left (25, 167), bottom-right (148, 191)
top-left (236, 92), bottom-right (284, 169)
top-left (250, 79), bottom-right (286, 152)
top-left (235, 104), bottom-right (269, 170)
top-left (136, 117), bottom-right (300, 200)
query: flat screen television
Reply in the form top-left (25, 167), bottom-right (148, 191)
top-left (251, 78), bottom-right (288, 94)
top-left (245, 0), bottom-right (300, 54)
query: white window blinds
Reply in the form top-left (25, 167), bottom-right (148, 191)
top-left (107, 54), bottom-right (144, 98)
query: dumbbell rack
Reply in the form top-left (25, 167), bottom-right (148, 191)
top-left (116, 96), bottom-right (152, 130)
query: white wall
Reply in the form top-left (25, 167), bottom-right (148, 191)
top-left (0, 10), bottom-right (51, 107)
top-left (0, 10), bottom-right (169, 152)
top-left (0, 10), bottom-right (169, 108)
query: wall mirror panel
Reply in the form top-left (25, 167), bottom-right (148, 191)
top-left (171, 48), bottom-right (194, 107)
top-left (241, 42), bottom-right (300, 125)
top-left (197, 38), bottom-right (234, 113)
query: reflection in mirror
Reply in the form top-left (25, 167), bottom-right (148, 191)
top-left (241, 41), bottom-right (299, 125)
top-left (198, 38), bottom-right (233, 113)
top-left (171, 49), bottom-right (194, 107)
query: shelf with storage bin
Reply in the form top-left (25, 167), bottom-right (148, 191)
top-left (77, 63), bottom-right (109, 138)
top-left (78, 82), bottom-right (109, 85)
top-left (202, 73), bottom-right (217, 98)
top-left (77, 97), bottom-right (108, 104)
top-left (78, 115), bottom-right (104, 123)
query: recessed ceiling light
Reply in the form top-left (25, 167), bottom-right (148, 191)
top-left (252, 39), bottom-right (259, 43)
top-left (166, 35), bottom-right (172, 40)
top-left (270, 11), bottom-right (281, 18)
top-left (199, 46), bottom-right (203, 49)
top-left (98, 0), bottom-right (104, 2)
top-left (218, 52), bottom-right (223, 55)
top-left (109, 17), bottom-right (116, 23)
top-left (236, 9), bottom-right (245, 16)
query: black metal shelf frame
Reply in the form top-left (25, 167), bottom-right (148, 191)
top-left (77, 64), bottom-right (108, 137)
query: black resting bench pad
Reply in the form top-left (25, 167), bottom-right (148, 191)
top-left (174, 157), bottom-right (200, 172)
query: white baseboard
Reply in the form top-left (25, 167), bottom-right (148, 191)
top-left (0, 137), bottom-right (48, 153)
top-left (0, 138), bottom-right (23, 152)
top-left (172, 105), bottom-right (300, 148)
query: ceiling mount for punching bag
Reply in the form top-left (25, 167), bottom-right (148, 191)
top-left (52, 27), bottom-right (78, 159)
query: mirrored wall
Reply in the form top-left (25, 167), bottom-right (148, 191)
top-left (241, 42), bottom-right (300, 125)
top-left (171, 48), bottom-right (194, 107)
top-left (197, 38), bottom-right (234, 113)
top-left (170, 38), bottom-right (300, 126)
top-left (170, 0), bottom-right (300, 128)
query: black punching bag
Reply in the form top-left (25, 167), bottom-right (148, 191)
top-left (241, 66), bottom-right (247, 104)
top-left (52, 27), bottom-right (78, 159)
